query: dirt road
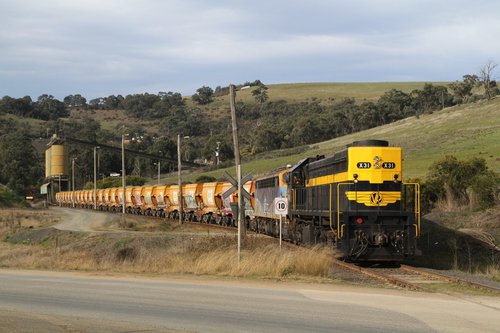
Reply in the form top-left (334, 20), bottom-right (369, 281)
top-left (51, 206), bottom-right (118, 232)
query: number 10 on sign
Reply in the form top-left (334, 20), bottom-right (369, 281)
top-left (274, 198), bottom-right (288, 250)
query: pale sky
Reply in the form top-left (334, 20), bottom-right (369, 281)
top-left (1, 0), bottom-right (499, 100)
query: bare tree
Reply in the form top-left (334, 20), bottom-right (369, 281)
top-left (479, 60), bottom-right (498, 100)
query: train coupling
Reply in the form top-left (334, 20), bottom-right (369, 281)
top-left (373, 232), bottom-right (389, 246)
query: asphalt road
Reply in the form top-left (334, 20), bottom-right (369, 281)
top-left (1, 270), bottom-right (499, 333)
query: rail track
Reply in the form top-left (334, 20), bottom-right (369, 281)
top-left (400, 264), bottom-right (500, 293)
top-left (332, 259), bottom-right (500, 293)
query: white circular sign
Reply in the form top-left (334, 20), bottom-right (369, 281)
top-left (274, 198), bottom-right (288, 216)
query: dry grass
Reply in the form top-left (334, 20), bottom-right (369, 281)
top-left (2, 209), bottom-right (498, 283)
top-left (193, 244), bottom-right (333, 278)
top-left (0, 220), bottom-right (335, 281)
top-left (486, 265), bottom-right (500, 282)
top-left (0, 209), bottom-right (60, 234)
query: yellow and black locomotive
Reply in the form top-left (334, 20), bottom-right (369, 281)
top-left (284, 140), bottom-right (420, 261)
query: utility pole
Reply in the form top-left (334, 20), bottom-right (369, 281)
top-left (93, 146), bottom-right (99, 210)
top-left (122, 135), bottom-right (127, 214)
top-left (229, 84), bottom-right (246, 262)
top-left (157, 150), bottom-right (162, 185)
top-left (216, 141), bottom-right (221, 167)
top-left (177, 134), bottom-right (183, 225)
top-left (157, 161), bottom-right (161, 185)
top-left (71, 158), bottom-right (76, 208)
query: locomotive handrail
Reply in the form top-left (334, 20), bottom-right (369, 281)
top-left (329, 184), bottom-right (334, 235)
top-left (337, 182), bottom-right (354, 239)
top-left (403, 182), bottom-right (421, 237)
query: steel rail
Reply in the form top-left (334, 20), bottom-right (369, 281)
top-left (332, 259), bottom-right (424, 291)
top-left (400, 264), bottom-right (500, 293)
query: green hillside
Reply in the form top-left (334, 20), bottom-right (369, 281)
top-left (3, 81), bottom-right (494, 187)
top-left (80, 81), bottom-right (450, 139)
top-left (75, 82), bottom-right (451, 132)
top-left (174, 96), bottom-right (500, 183)
top-left (186, 81), bottom-right (449, 110)
top-left (246, 82), bottom-right (449, 101)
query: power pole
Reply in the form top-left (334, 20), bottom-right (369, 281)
top-left (71, 158), bottom-right (76, 208)
top-left (216, 141), bottom-right (221, 167)
top-left (122, 135), bottom-right (126, 214)
top-left (229, 84), bottom-right (246, 261)
top-left (157, 161), bottom-right (161, 185)
top-left (93, 146), bottom-right (99, 210)
top-left (177, 134), bottom-right (183, 225)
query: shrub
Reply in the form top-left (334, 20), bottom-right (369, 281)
top-left (195, 175), bottom-right (217, 183)
top-left (424, 156), bottom-right (499, 211)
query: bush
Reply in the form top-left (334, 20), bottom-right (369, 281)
top-left (192, 86), bottom-right (214, 105)
top-left (85, 175), bottom-right (146, 189)
top-left (195, 175), bottom-right (216, 183)
top-left (424, 156), bottom-right (499, 211)
top-left (470, 173), bottom-right (500, 210)
top-left (0, 186), bottom-right (28, 208)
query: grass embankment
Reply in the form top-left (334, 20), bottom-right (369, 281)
top-left (0, 209), bottom-right (335, 281)
top-left (166, 96), bottom-right (500, 183)
top-left (409, 207), bottom-right (500, 282)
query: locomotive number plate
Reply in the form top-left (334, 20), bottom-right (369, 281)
top-left (357, 162), bottom-right (371, 169)
top-left (382, 162), bottom-right (396, 169)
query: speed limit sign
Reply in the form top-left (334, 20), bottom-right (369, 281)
top-left (274, 198), bottom-right (288, 216)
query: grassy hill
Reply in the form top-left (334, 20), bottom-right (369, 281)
top-left (186, 81), bottom-right (449, 110)
top-left (68, 82), bottom-right (449, 135)
top-left (171, 96), bottom-right (500, 183)
top-left (5, 81), bottom-right (495, 184)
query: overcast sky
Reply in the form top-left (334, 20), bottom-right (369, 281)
top-left (1, 0), bottom-right (499, 100)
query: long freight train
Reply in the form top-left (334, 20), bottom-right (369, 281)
top-left (56, 140), bottom-right (421, 261)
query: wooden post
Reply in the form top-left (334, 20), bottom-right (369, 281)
top-left (178, 134), bottom-right (183, 225)
top-left (229, 84), bottom-right (246, 263)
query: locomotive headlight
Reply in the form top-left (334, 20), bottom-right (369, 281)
top-left (353, 173), bottom-right (359, 183)
top-left (373, 156), bottom-right (381, 169)
top-left (394, 174), bottom-right (399, 183)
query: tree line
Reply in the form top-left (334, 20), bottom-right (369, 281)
top-left (0, 63), bottom-right (498, 200)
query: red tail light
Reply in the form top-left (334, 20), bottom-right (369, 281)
top-left (356, 217), bottom-right (364, 224)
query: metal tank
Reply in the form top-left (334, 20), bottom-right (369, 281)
top-left (46, 145), bottom-right (68, 178)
